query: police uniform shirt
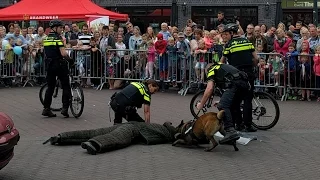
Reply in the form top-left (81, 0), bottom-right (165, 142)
top-left (207, 63), bottom-right (240, 86)
top-left (43, 32), bottom-right (64, 59)
top-left (118, 82), bottom-right (151, 108)
top-left (223, 37), bottom-right (255, 68)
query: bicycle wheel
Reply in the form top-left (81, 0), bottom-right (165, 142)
top-left (190, 90), bottom-right (220, 119)
top-left (39, 83), bottom-right (62, 111)
top-left (251, 91), bottom-right (280, 130)
top-left (70, 82), bottom-right (84, 118)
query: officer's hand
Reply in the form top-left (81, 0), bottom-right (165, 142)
top-left (196, 103), bottom-right (203, 110)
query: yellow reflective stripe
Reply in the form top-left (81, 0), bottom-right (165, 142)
top-left (43, 40), bottom-right (63, 46)
top-left (207, 65), bottom-right (221, 78)
top-left (131, 82), bottom-right (150, 102)
top-left (224, 43), bottom-right (254, 54)
top-left (43, 41), bottom-right (56, 46)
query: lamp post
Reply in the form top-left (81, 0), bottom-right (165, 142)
top-left (313, 0), bottom-right (318, 26)
top-left (171, 0), bottom-right (178, 27)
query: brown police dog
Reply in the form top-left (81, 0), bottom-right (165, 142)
top-left (172, 110), bottom-right (239, 151)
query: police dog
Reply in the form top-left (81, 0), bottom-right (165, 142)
top-left (172, 110), bottom-right (239, 151)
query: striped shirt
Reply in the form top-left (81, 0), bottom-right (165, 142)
top-left (78, 34), bottom-right (92, 46)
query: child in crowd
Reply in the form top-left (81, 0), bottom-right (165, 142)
top-left (115, 34), bottom-right (126, 58)
top-left (299, 52), bottom-right (311, 101)
top-left (300, 40), bottom-right (310, 54)
top-left (256, 44), bottom-right (267, 60)
top-left (194, 40), bottom-right (207, 82)
top-left (145, 40), bottom-right (156, 79)
top-left (209, 37), bottom-right (223, 63)
top-left (268, 51), bottom-right (283, 87)
top-left (106, 46), bottom-right (116, 89)
top-left (313, 45), bottom-right (320, 102)
top-left (176, 32), bottom-right (191, 82)
top-left (256, 58), bottom-right (268, 92)
top-left (203, 30), bottom-right (212, 49)
top-left (155, 33), bottom-right (168, 91)
top-left (166, 37), bottom-right (178, 82)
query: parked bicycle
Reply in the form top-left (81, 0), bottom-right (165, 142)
top-left (39, 63), bottom-right (84, 118)
top-left (190, 86), bottom-right (280, 130)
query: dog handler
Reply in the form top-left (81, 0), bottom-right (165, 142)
top-left (220, 23), bottom-right (259, 132)
top-left (110, 79), bottom-right (159, 125)
top-left (196, 62), bottom-right (250, 145)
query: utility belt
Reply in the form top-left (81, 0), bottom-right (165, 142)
top-left (224, 71), bottom-right (250, 90)
top-left (110, 92), bottom-right (137, 114)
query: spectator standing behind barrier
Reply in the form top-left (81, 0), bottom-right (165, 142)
top-left (128, 26), bottom-right (142, 55)
top-left (145, 41), bottom-right (156, 79)
top-left (155, 33), bottom-right (168, 92)
top-left (99, 26), bottom-right (116, 54)
top-left (124, 22), bottom-right (134, 49)
top-left (308, 27), bottom-right (320, 52)
top-left (166, 37), bottom-right (177, 82)
top-left (313, 46), bottom-right (320, 102)
top-left (286, 43), bottom-right (300, 92)
top-left (158, 23), bottom-right (171, 41)
top-left (274, 28), bottom-right (292, 56)
top-left (299, 53), bottom-right (311, 101)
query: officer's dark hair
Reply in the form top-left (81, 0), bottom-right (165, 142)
top-left (144, 79), bottom-right (159, 88)
top-left (102, 26), bottom-right (109, 30)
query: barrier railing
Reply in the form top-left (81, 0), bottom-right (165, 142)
top-left (1, 49), bottom-right (320, 101)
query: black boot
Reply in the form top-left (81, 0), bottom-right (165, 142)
top-left (43, 135), bottom-right (61, 145)
top-left (219, 127), bottom-right (240, 144)
top-left (61, 108), bottom-right (69, 118)
top-left (160, 80), bottom-right (165, 92)
top-left (244, 124), bottom-right (257, 132)
top-left (42, 108), bottom-right (56, 117)
top-left (81, 142), bottom-right (97, 155)
top-left (235, 123), bottom-right (245, 131)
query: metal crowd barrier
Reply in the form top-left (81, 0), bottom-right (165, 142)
top-left (1, 48), bottom-right (320, 102)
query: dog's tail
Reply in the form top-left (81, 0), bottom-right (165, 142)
top-left (217, 110), bottom-right (225, 121)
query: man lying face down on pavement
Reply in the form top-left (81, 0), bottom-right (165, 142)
top-left (43, 121), bottom-right (178, 155)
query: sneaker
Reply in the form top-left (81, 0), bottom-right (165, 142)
top-left (244, 125), bottom-right (257, 132)
top-left (42, 108), bottom-right (56, 117)
top-left (61, 108), bottom-right (69, 118)
top-left (81, 142), bottom-right (97, 155)
top-left (219, 127), bottom-right (240, 144)
top-left (274, 82), bottom-right (279, 87)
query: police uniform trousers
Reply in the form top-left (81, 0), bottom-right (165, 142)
top-left (110, 93), bottom-right (145, 124)
top-left (217, 79), bottom-right (249, 129)
top-left (238, 67), bottom-right (255, 126)
top-left (43, 59), bottom-right (71, 109)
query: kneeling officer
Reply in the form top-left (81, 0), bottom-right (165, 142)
top-left (110, 79), bottom-right (159, 124)
top-left (197, 62), bottom-right (250, 144)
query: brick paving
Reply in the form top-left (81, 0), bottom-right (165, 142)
top-left (0, 87), bottom-right (320, 180)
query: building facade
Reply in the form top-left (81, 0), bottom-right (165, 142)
top-left (94, 0), bottom-right (278, 32)
top-left (282, 0), bottom-right (320, 26)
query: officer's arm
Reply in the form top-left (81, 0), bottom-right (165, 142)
top-left (199, 80), bottom-right (214, 107)
top-left (144, 104), bottom-right (151, 123)
top-left (252, 51), bottom-right (259, 66)
top-left (59, 47), bottom-right (71, 59)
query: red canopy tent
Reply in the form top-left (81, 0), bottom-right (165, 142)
top-left (0, 0), bottom-right (128, 21)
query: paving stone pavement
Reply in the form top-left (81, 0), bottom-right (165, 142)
top-left (0, 87), bottom-right (320, 180)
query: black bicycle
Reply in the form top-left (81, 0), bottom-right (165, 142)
top-left (39, 66), bottom-right (84, 118)
top-left (190, 86), bottom-right (280, 130)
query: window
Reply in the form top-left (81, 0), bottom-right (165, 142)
top-left (192, 7), bottom-right (258, 30)
top-left (106, 7), bottom-right (171, 34)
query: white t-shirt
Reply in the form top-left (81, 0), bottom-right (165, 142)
top-left (115, 42), bottom-right (126, 57)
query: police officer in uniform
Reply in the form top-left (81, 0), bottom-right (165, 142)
top-left (220, 23), bottom-right (260, 132)
top-left (110, 79), bottom-right (159, 124)
top-left (197, 62), bottom-right (250, 144)
top-left (42, 20), bottom-right (72, 118)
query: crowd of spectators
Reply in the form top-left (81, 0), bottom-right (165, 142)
top-left (1, 13), bottom-right (320, 100)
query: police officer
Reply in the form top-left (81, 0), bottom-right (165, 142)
top-left (110, 79), bottom-right (159, 124)
top-left (42, 20), bottom-right (72, 118)
top-left (196, 62), bottom-right (250, 145)
top-left (220, 23), bottom-right (260, 132)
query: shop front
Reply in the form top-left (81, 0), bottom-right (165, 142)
top-left (282, 0), bottom-right (320, 26)
top-left (191, 6), bottom-right (258, 30)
